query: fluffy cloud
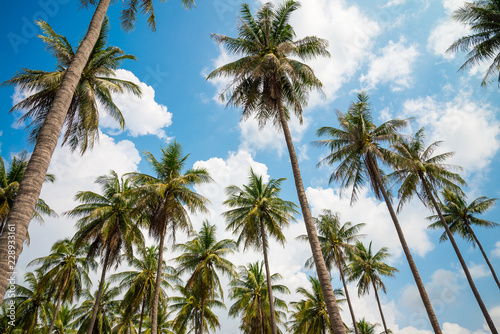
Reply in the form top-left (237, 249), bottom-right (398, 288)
top-left (492, 241), bottom-right (500, 258)
top-left (361, 38), bottom-right (419, 91)
top-left (468, 262), bottom-right (490, 279)
top-left (99, 69), bottom-right (173, 140)
top-left (427, 20), bottom-right (468, 60)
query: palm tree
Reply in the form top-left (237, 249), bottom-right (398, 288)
top-left (0, 0), bottom-right (197, 302)
top-left (315, 92), bottom-right (442, 333)
top-left (229, 261), bottom-right (290, 334)
top-left (110, 245), bottom-right (180, 333)
top-left (66, 171), bottom-right (144, 334)
top-left (206, 1), bottom-right (346, 330)
top-left (223, 169), bottom-right (297, 334)
top-left (170, 284), bottom-right (225, 334)
top-left (28, 238), bottom-right (95, 333)
top-left (447, 0), bottom-right (500, 85)
top-left (129, 142), bottom-right (211, 334)
top-left (428, 188), bottom-right (500, 289)
top-left (347, 241), bottom-right (397, 334)
top-left (389, 128), bottom-right (497, 333)
top-left (142, 300), bottom-right (175, 334)
top-left (298, 210), bottom-right (365, 334)
top-left (53, 304), bottom-right (78, 334)
top-left (0, 152), bottom-right (55, 238)
top-left (288, 276), bottom-right (345, 334)
top-left (356, 318), bottom-right (379, 334)
top-left (174, 221), bottom-right (237, 334)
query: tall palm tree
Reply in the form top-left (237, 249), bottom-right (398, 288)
top-left (315, 92), bottom-right (442, 333)
top-left (287, 276), bottom-right (345, 334)
top-left (0, 152), bottom-right (55, 237)
top-left (174, 221), bottom-right (237, 334)
top-left (110, 245), bottom-right (180, 334)
top-left (53, 304), bottom-right (78, 334)
top-left (142, 300), bottom-right (175, 334)
top-left (129, 142), bottom-right (211, 334)
top-left (388, 128), bottom-right (497, 333)
top-left (66, 171), bottom-right (144, 334)
top-left (298, 210), bottom-right (365, 334)
top-left (206, 1), bottom-right (346, 331)
top-left (347, 241), bottom-right (397, 334)
top-left (223, 169), bottom-right (297, 334)
top-left (229, 261), bottom-right (289, 334)
top-left (447, 0), bottom-right (500, 85)
top-left (28, 238), bottom-right (95, 333)
top-left (0, 0), bottom-right (197, 302)
top-left (428, 189), bottom-right (500, 289)
top-left (356, 318), bottom-right (379, 334)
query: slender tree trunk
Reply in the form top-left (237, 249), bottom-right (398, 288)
top-left (151, 230), bottom-right (166, 334)
top-left (138, 296), bottom-right (147, 334)
top-left (336, 256), bottom-right (359, 334)
top-left (465, 218), bottom-right (500, 290)
top-left (87, 248), bottom-right (111, 334)
top-left (200, 298), bottom-right (205, 334)
top-left (0, 0), bottom-right (112, 304)
top-left (421, 177), bottom-right (498, 334)
top-left (372, 281), bottom-right (388, 334)
top-left (260, 217), bottom-right (278, 334)
top-left (277, 105), bottom-right (346, 334)
top-left (48, 275), bottom-right (69, 333)
top-left (366, 157), bottom-right (442, 333)
top-left (259, 297), bottom-right (265, 334)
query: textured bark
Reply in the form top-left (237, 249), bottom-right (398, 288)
top-left (260, 217), bottom-right (277, 334)
top-left (48, 275), bottom-right (69, 333)
top-left (87, 248), bottom-right (111, 334)
top-left (259, 297), bottom-right (265, 334)
top-left (277, 105), bottom-right (346, 334)
top-left (151, 230), bottom-right (166, 334)
top-left (366, 157), bottom-right (442, 333)
top-left (200, 298), bottom-right (205, 334)
top-left (138, 296), bottom-right (147, 334)
top-left (421, 177), bottom-right (498, 334)
top-left (372, 281), bottom-right (388, 334)
top-left (0, 0), bottom-right (112, 304)
top-left (465, 218), bottom-right (500, 290)
top-left (337, 256), bottom-right (358, 334)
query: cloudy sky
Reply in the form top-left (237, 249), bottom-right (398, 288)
top-left (1, 0), bottom-right (500, 333)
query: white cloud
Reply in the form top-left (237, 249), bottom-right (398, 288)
top-left (492, 241), bottom-right (500, 258)
top-left (384, 0), bottom-right (406, 7)
top-left (468, 262), bottom-right (490, 279)
top-left (428, 20), bottom-right (468, 60)
top-left (442, 0), bottom-right (467, 13)
top-left (361, 38), bottom-right (419, 91)
top-left (99, 69), bottom-right (173, 140)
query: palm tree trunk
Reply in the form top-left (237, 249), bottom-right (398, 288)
top-left (87, 247), bottom-right (111, 334)
top-left (0, 0), bottom-right (112, 304)
top-left (151, 230), bottom-right (166, 334)
top-left (259, 297), bottom-right (265, 334)
top-left (277, 104), bottom-right (346, 334)
top-left (420, 176), bottom-right (498, 334)
top-left (372, 281), bottom-right (388, 334)
top-left (465, 218), bottom-right (500, 290)
top-left (366, 157), bottom-right (442, 333)
top-left (138, 296), bottom-right (147, 334)
top-left (260, 217), bottom-right (278, 334)
top-left (200, 298), bottom-right (205, 334)
top-left (48, 275), bottom-right (69, 333)
top-left (336, 256), bottom-right (359, 334)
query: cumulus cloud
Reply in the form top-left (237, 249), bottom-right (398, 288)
top-left (361, 38), bottom-right (419, 91)
top-left (467, 262), bottom-right (490, 279)
top-left (492, 241), bottom-right (500, 258)
top-left (427, 20), bottom-right (468, 60)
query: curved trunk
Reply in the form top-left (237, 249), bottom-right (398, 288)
top-left (87, 248), bottom-right (111, 334)
top-left (48, 275), bottom-right (69, 333)
top-left (366, 157), bottom-right (442, 333)
top-left (336, 255), bottom-right (358, 334)
top-left (151, 230), bottom-right (166, 334)
top-left (420, 177), bottom-right (498, 334)
top-left (372, 281), bottom-right (388, 334)
top-left (0, 0), bottom-right (112, 304)
top-left (260, 217), bottom-right (278, 334)
top-left (138, 296), bottom-right (147, 334)
top-left (465, 218), bottom-right (500, 290)
top-left (277, 105), bottom-right (346, 334)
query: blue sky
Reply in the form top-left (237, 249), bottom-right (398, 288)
top-left (1, 0), bottom-right (500, 333)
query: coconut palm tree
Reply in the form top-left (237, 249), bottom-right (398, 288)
top-left (207, 1), bottom-right (345, 330)
top-left (223, 169), bottom-right (297, 334)
top-left (229, 261), bottom-right (289, 334)
top-left (298, 210), bottom-right (365, 334)
top-left (356, 318), bottom-right (379, 334)
top-left (0, 0), bottom-right (197, 302)
top-left (447, 0), bottom-right (500, 85)
top-left (347, 241), bottom-right (397, 334)
top-left (28, 238), bottom-right (95, 333)
top-left (174, 221), bottom-right (237, 334)
top-left (0, 152), bottom-right (55, 238)
top-left (129, 142), bottom-right (211, 334)
top-left (66, 171), bottom-right (144, 334)
top-left (287, 276), bottom-right (345, 334)
top-left (110, 245), bottom-right (180, 334)
top-left (315, 92), bottom-right (442, 333)
top-left (142, 300), bottom-right (175, 334)
top-left (53, 304), bottom-right (78, 334)
top-left (388, 128), bottom-right (497, 333)
top-left (428, 189), bottom-right (500, 289)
